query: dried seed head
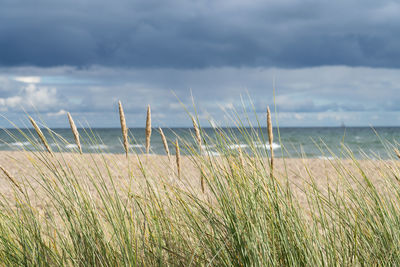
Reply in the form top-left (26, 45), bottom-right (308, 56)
top-left (175, 139), bottom-right (181, 179)
top-left (146, 105), bottom-right (152, 154)
top-left (191, 116), bottom-right (202, 148)
top-left (159, 127), bottom-right (170, 160)
top-left (29, 116), bottom-right (53, 156)
top-left (0, 165), bottom-right (22, 193)
top-left (395, 148), bottom-right (400, 159)
top-left (200, 169), bottom-right (205, 193)
top-left (267, 106), bottom-right (274, 175)
top-left (118, 101), bottom-right (129, 157)
top-left (67, 112), bottom-right (82, 154)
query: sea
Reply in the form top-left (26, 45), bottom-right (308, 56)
top-left (0, 127), bottom-right (399, 159)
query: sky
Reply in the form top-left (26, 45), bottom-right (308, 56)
top-left (0, 0), bottom-right (399, 127)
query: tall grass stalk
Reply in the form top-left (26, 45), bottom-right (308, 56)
top-left (159, 127), bottom-right (170, 160)
top-left (267, 106), bottom-right (274, 176)
top-left (145, 105), bottom-right (151, 154)
top-left (67, 112), bottom-right (82, 154)
top-left (175, 138), bottom-right (181, 179)
top-left (0, 165), bottom-right (22, 193)
top-left (29, 116), bottom-right (53, 156)
top-left (118, 101), bottom-right (129, 157)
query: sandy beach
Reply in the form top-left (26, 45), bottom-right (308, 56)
top-left (0, 151), bottom-right (396, 212)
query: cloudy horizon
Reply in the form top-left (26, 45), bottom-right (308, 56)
top-left (1, 0), bottom-right (399, 127)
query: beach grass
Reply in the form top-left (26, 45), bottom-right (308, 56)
top-left (0, 105), bottom-right (400, 266)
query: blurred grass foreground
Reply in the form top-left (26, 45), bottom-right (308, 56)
top-left (0, 102), bottom-right (400, 266)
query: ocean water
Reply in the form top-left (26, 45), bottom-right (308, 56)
top-left (0, 127), bottom-right (399, 159)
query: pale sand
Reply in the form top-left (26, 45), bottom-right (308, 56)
top-left (0, 151), bottom-right (397, 214)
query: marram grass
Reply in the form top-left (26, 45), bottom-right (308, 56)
top-left (267, 106), bottom-right (274, 175)
top-left (175, 138), bottom-right (181, 179)
top-left (145, 105), bottom-right (151, 154)
top-left (67, 112), bottom-right (82, 154)
top-left (0, 104), bottom-right (399, 266)
top-left (159, 127), bottom-right (170, 161)
top-left (29, 116), bottom-right (53, 156)
top-left (118, 100), bottom-right (129, 157)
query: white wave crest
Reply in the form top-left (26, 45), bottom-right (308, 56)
top-left (208, 151), bottom-right (220, 156)
top-left (318, 156), bottom-right (334, 160)
top-left (65, 144), bottom-right (78, 149)
top-left (10, 142), bottom-right (30, 147)
top-left (129, 144), bottom-right (145, 148)
top-left (254, 142), bottom-right (281, 150)
top-left (89, 144), bottom-right (108, 150)
top-left (201, 144), bottom-right (215, 150)
top-left (228, 144), bottom-right (249, 150)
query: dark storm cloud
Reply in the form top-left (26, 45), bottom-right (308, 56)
top-left (1, 0), bottom-right (400, 68)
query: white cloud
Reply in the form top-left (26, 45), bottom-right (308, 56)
top-left (0, 83), bottom-right (59, 111)
top-left (371, 115), bottom-right (379, 120)
top-left (294, 113), bottom-right (304, 120)
top-left (13, 76), bottom-right (41, 84)
top-left (3, 95), bottom-right (22, 108)
top-left (47, 109), bottom-right (67, 116)
top-left (24, 84), bottom-right (58, 108)
top-left (316, 112), bottom-right (350, 122)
